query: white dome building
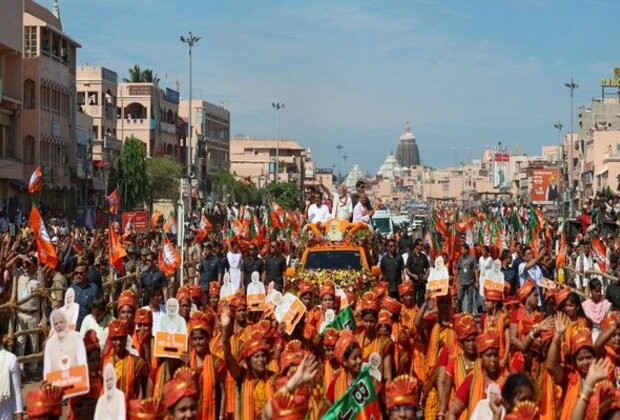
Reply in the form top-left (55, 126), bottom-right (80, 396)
top-left (345, 164), bottom-right (364, 189)
top-left (377, 154), bottom-right (403, 180)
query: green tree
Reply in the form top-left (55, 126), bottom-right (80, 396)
top-left (147, 157), bottom-right (183, 203)
top-left (263, 182), bottom-right (300, 210)
top-left (123, 65), bottom-right (160, 84)
top-left (117, 136), bottom-right (149, 209)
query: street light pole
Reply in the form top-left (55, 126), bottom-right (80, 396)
top-left (564, 77), bottom-right (578, 217)
top-left (272, 102), bottom-right (284, 183)
top-left (336, 144), bottom-right (343, 184)
top-left (181, 31), bottom-right (201, 210)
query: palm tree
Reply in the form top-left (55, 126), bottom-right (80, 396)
top-left (123, 65), bottom-right (160, 84)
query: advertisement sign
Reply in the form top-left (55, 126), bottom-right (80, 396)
top-left (121, 211), bottom-right (148, 232)
top-left (530, 168), bottom-right (561, 204)
top-left (493, 153), bottom-right (510, 188)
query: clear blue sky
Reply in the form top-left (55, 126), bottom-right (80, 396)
top-left (56, 0), bottom-right (619, 174)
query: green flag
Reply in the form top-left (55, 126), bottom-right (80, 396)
top-left (321, 305), bottom-right (356, 335)
top-left (321, 367), bottom-right (381, 420)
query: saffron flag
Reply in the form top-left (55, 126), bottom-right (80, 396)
top-left (107, 188), bottom-right (121, 215)
top-left (158, 236), bottom-right (180, 276)
top-left (321, 367), bottom-right (381, 420)
top-left (151, 210), bottom-right (162, 230)
top-left (591, 237), bottom-right (607, 272)
top-left (29, 206), bottom-right (57, 268)
top-left (163, 216), bottom-right (177, 235)
top-left (28, 166), bottom-right (43, 194)
top-left (108, 226), bottom-right (127, 272)
top-left (195, 214), bottom-right (212, 244)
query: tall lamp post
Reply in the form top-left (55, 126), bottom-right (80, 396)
top-left (554, 121), bottom-right (564, 216)
top-left (181, 31), bottom-right (201, 209)
top-left (564, 77), bottom-right (578, 216)
top-left (336, 144), bottom-right (343, 183)
top-left (272, 102), bottom-right (284, 182)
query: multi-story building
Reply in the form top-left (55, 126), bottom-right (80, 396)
top-left (229, 137), bottom-right (315, 188)
top-left (22, 0), bottom-right (80, 211)
top-left (178, 99), bottom-right (230, 183)
top-left (116, 82), bottom-right (181, 160)
top-left (0, 0), bottom-right (24, 213)
top-left (76, 66), bottom-right (120, 197)
top-left (75, 109), bottom-right (92, 205)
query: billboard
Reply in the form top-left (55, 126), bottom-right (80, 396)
top-left (493, 153), bottom-right (510, 188)
top-left (530, 168), bottom-right (561, 204)
top-left (122, 211), bottom-right (149, 232)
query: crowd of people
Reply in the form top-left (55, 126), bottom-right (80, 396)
top-left (1, 181), bottom-right (620, 419)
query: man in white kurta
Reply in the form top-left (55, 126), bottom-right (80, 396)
top-left (0, 344), bottom-right (23, 420)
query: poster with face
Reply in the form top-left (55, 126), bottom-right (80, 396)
top-left (153, 298), bottom-right (188, 359)
top-left (43, 309), bottom-right (90, 399)
top-left (60, 288), bottom-right (79, 331)
top-left (94, 363), bottom-right (126, 420)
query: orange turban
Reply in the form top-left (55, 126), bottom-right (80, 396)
top-left (26, 383), bottom-right (64, 418)
top-left (483, 286), bottom-right (503, 302)
top-left (163, 379), bottom-right (198, 410)
top-left (585, 380), bottom-right (620, 420)
top-left (173, 366), bottom-right (198, 387)
top-left (334, 329), bottom-right (357, 363)
top-left (454, 313), bottom-right (478, 341)
top-left (398, 279), bottom-right (414, 297)
top-left (208, 281), bottom-right (220, 298)
top-left (319, 282), bottom-right (335, 298)
top-left (240, 337), bottom-right (270, 361)
top-left (385, 375), bottom-right (420, 410)
top-left (189, 285), bottom-right (203, 299)
top-left (230, 290), bottom-right (247, 308)
top-left (601, 312), bottom-right (619, 333)
top-left (108, 319), bottom-right (128, 338)
top-left (381, 296), bottom-right (402, 315)
top-left (188, 311), bottom-right (213, 335)
top-left (374, 281), bottom-right (389, 299)
top-left (378, 309), bottom-right (393, 327)
top-left (516, 279), bottom-right (536, 303)
top-left (128, 398), bottom-right (166, 420)
top-left (271, 390), bottom-right (310, 420)
top-left (135, 308), bottom-right (153, 325)
top-left (476, 330), bottom-right (500, 354)
top-left (323, 328), bottom-right (340, 347)
top-left (176, 286), bottom-right (191, 303)
top-left (503, 295), bottom-right (520, 308)
top-left (83, 329), bottom-right (100, 352)
top-left (279, 340), bottom-right (304, 374)
top-left (504, 401), bottom-right (539, 420)
top-left (117, 289), bottom-right (137, 310)
top-left (571, 328), bottom-right (594, 355)
top-left (360, 291), bottom-right (380, 313)
top-left (544, 288), bottom-right (558, 303)
top-left (554, 288), bottom-right (571, 307)
top-left (298, 282), bottom-right (315, 297)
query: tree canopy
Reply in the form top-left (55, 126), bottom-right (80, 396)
top-left (123, 65), bottom-right (160, 84)
top-left (115, 136), bottom-right (149, 209)
top-left (147, 157), bottom-right (183, 203)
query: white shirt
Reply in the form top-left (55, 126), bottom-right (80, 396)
top-left (308, 203), bottom-right (331, 223)
top-left (0, 348), bottom-right (22, 418)
top-left (79, 314), bottom-right (112, 349)
top-left (331, 194), bottom-right (353, 221)
top-left (352, 202), bottom-right (371, 223)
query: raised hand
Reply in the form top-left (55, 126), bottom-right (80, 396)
top-left (584, 358), bottom-right (612, 387)
top-left (554, 312), bottom-right (568, 335)
top-left (220, 303), bottom-right (231, 329)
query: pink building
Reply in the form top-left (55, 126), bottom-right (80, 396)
top-left (21, 0), bottom-right (80, 211)
top-left (0, 0), bottom-right (24, 211)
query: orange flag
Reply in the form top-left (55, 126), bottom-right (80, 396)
top-left (163, 216), bottom-right (177, 235)
top-left (28, 166), bottom-right (43, 194)
top-left (158, 236), bottom-right (180, 276)
top-left (107, 188), bottom-right (121, 215)
top-left (194, 214), bottom-right (212, 244)
top-left (29, 206), bottom-right (57, 268)
top-left (108, 226), bottom-right (127, 272)
top-left (151, 210), bottom-right (162, 230)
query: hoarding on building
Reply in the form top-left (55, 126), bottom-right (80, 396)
top-left (493, 153), bottom-right (510, 188)
top-left (530, 168), bottom-right (561, 204)
top-left (122, 211), bottom-right (149, 232)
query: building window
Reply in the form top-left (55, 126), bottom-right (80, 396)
top-left (77, 91), bottom-right (85, 105)
top-left (24, 136), bottom-right (35, 165)
top-left (23, 79), bottom-right (35, 109)
top-left (93, 126), bottom-right (98, 138)
top-left (88, 92), bottom-right (98, 105)
top-left (24, 26), bottom-right (37, 58)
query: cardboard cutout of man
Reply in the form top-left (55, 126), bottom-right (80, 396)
top-left (93, 363), bottom-right (126, 420)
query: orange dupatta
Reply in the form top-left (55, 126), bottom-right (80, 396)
top-left (323, 361), bottom-right (338, 394)
top-left (559, 371), bottom-right (581, 420)
top-left (103, 352), bottom-right (145, 400)
top-left (239, 372), bottom-right (275, 420)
